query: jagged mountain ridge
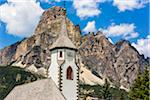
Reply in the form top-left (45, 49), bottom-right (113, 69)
top-left (0, 6), bottom-right (149, 89)
top-left (79, 32), bottom-right (143, 89)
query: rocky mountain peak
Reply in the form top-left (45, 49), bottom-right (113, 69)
top-left (35, 6), bottom-right (66, 35)
top-left (34, 6), bottom-right (81, 47)
top-left (43, 6), bottom-right (66, 17)
top-left (115, 40), bottom-right (130, 46)
top-left (79, 31), bottom-right (149, 89)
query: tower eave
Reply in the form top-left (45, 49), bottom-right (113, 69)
top-left (50, 47), bottom-right (77, 51)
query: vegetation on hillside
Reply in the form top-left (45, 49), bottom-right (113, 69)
top-left (128, 66), bottom-right (149, 100)
top-left (79, 79), bottom-right (128, 100)
top-left (0, 66), bottom-right (44, 100)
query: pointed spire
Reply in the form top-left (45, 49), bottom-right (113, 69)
top-left (50, 16), bottom-right (77, 51)
top-left (60, 16), bottom-right (68, 37)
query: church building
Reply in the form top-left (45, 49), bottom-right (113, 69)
top-left (48, 15), bottom-right (79, 100)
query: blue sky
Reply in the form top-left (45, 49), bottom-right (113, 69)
top-left (0, 0), bottom-right (149, 57)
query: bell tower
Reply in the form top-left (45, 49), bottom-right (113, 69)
top-left (48, 13), bottom-right (79, 100)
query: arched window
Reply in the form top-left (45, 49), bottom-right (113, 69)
top-left (66, 66), bottom-right (73, 80)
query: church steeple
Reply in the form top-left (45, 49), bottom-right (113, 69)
top-left (50, 16), bottom-right (77, 51)
top-left (60, 15), bottom-right (68, 37)
top-left (49, 7), bottom-right (79, 100)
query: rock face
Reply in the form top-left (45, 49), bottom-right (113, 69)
top-left (0, 6), bottom-right (149, 89)
top-left (79, 32), bottom-right (150, 89)
top-left (34, 6), bottom-right (81, 47)
top-left (0, 40), bottom-right (22, 65)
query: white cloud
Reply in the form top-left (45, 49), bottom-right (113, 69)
top-left (0, 0), bottom-right (44, 37)
top-left (73, 0), bottom-right (105, 19)
top-left (132, 35), bottom-right (150, 58)
top-left (113, 0), bottom-right (149, 12)
top-left (83, 21), bottom-right (97, 33)
top-left (100, 23), bottom-right (139, 39)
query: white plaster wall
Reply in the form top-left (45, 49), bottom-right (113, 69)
top-left (48, 50), bottom-right (59, 86)
top-left (61, 49), bottom-right (78, 100)
top-left (49, 49), bottom-right (78, 100)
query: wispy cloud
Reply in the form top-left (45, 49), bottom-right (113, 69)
top-left (0, 0), bottom-right (44, 37)
top-left (99, 23), bottom-right (139, 39)
top-left (132, 35), bottom-right (150, 58)
top-left (73, 0), bottom-right (106, 19)
top-left (113, 0), bottom-right (149, 12)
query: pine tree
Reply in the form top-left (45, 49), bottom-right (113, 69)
top-left (128, 66), bottom-right (149, 100)
top-left (101, 79), bottom-right (112, 100)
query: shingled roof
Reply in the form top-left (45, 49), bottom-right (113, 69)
top-left (50, 16), bottom-right (77, 51)
top-left (5, 79), bottom-right (65, 100)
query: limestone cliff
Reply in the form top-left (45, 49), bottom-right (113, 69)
top-left (78, 32), bottom-right (142, 89)
top-left (0, 6), bottom-right (149, 90)
top-left (34, 6), bottom-right (81, 47)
